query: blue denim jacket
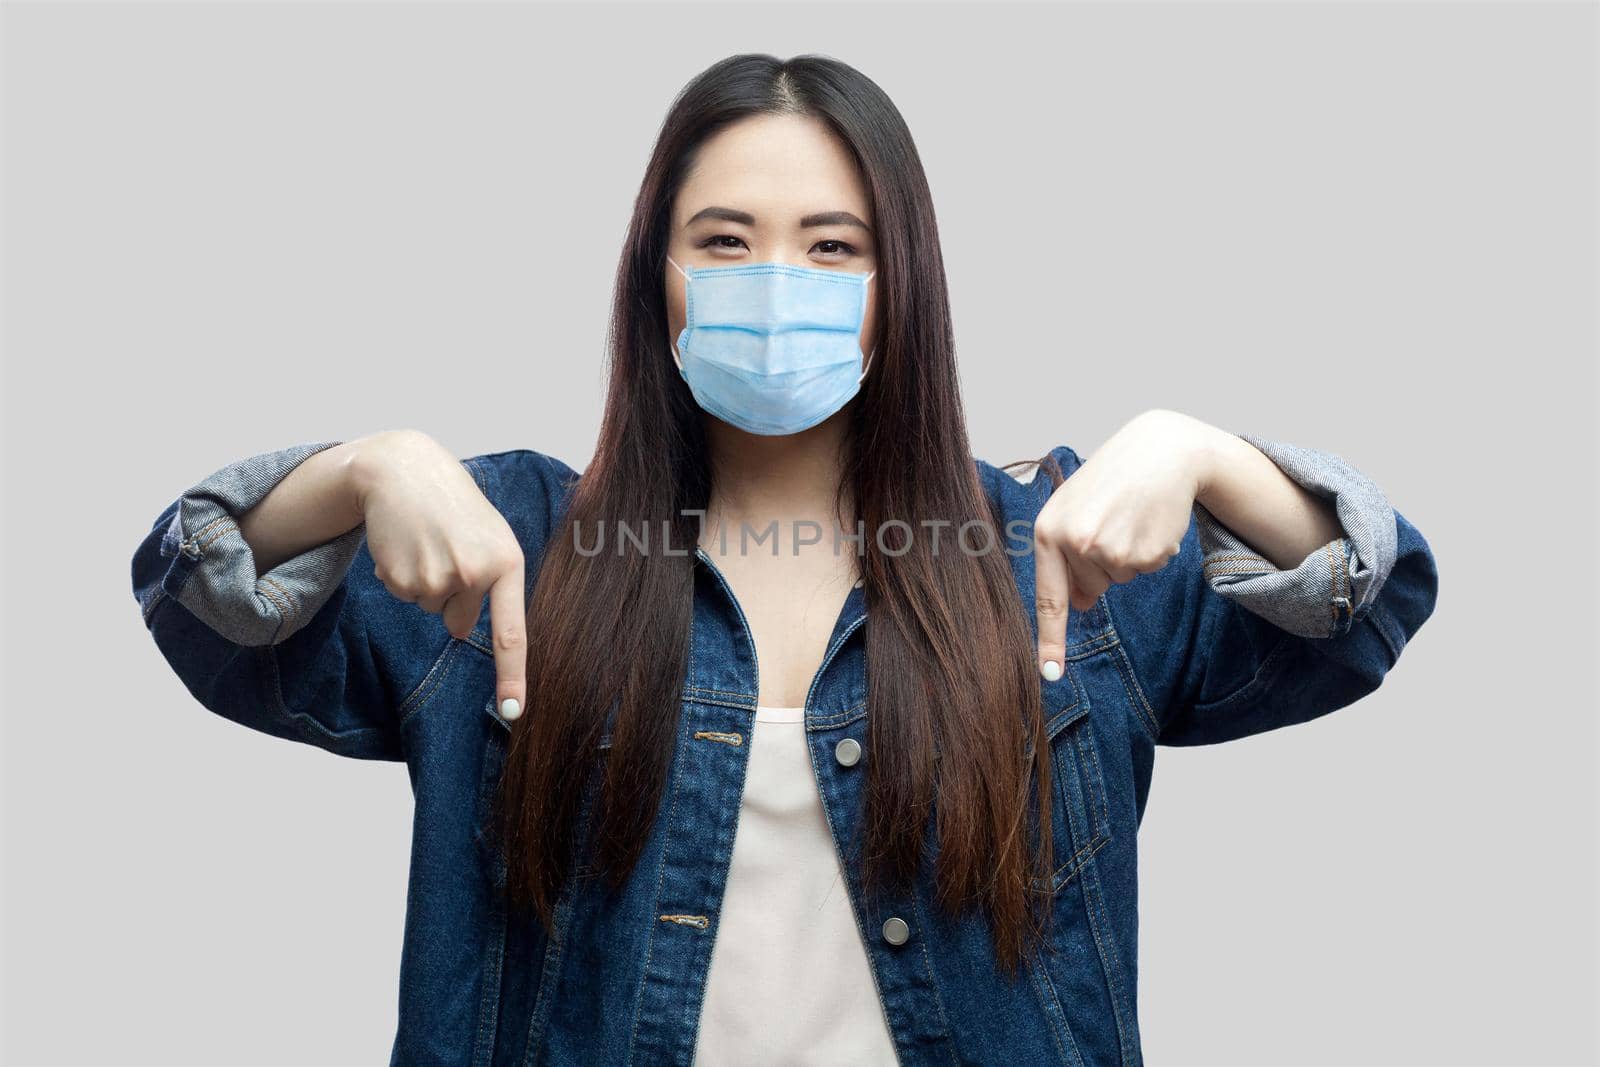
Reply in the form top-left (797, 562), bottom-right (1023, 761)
top-left (131, 433), bottom-right (1438, 1066)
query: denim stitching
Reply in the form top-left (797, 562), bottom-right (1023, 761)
top-left (524, 830), bottom-right (584, 1066)
top-left (140, 587), bottom-right (167, 625)
top-left (1076, 724), bottom-right (1110, 834)
top-left (1108, 644), bottom-right (1159, 743)
top-left (254, 579), bottom-right (292, 627)
top-left (473, 737), bottom-right (508, 1066)
top-left (474, 903), bottom-right (505, 1066)
top-left (1079, 866), bottom-right (1137, 1067)
top-left (198, 519), bottom-right (238, 551)
top-left (806, 700), bottom-right (867, 730)
top-left (1325, 541), bottom-right (1340, 634)
top-left (625, 630), bottom-right (693, 1057)
top-left (1054, 733), bottom-right (1132, 1062)
top-left (1041, 830), bottom-right (1110, 893)
top-left (1337, 538), bottom-right (1352, 632)
top-left (189, 514), bottom-right (232, 545)
top-left (1070, 630), bottom-right (1119, 658)
top-left (905, 886), bottom-right (959, 1064)
top-left (1097, 596), bottom-right (1161, 741)
top-left (1057, 834), bottom-right (1110, 893)
top-left (1027, 954), bottom-right (1086, 1066)
top-left (686, 685), bottom-right (753, 700)
top-left (523, 753), bottom-right (609, 1062)
top-left (257, 575), bottom-right (299, 627)
top-left (1060, 725), bottom-right (1135, 1066)
top-left (398, 640), bottom-right (463, 729)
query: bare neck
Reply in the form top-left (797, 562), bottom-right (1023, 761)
top-left (701, 410), bottom-right (856, 539)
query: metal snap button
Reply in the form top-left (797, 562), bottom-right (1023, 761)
top-left (881, 917), bottom-right (910, 945)
top-left (834, 737), bottom-right (862, 767)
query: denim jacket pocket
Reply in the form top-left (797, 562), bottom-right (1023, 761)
top-left (1033, 662), bottom-right (1112, 896)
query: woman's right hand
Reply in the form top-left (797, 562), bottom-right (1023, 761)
top-left (351, 430), bottom-right (528, 721)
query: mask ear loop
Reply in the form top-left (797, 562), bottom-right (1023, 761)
top-left (666, 256), bottom-right (690, 373)
top-left (857, 270), bottom-right (877, 383)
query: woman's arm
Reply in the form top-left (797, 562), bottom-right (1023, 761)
top-left (1187, 420), bottom-right (1401, 642)
top-left (1092, 420), bottom-right (1436, 746)
top-left (232, 438), bottom-right (370, 577)
top-left (132, 438), bottom-right (459, 759)
top-left (1192, 427), bottom-right (1344, 571)
top-left (133, 438), bottom-right (578, 759)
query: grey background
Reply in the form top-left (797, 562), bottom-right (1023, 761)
top-left (3, 1), bottom-right (1595, 1064)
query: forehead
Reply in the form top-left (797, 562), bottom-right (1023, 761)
top-left (674, 113), bottom-right (872, 226)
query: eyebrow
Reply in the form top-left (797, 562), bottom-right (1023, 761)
top-left (683, 206), bottom-right (872, 231)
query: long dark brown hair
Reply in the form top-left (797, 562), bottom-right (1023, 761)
top-left (490, 53), bottom-right (1060, 974)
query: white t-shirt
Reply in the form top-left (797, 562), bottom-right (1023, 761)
top-left (691, 704), bottom-right (901, 1066)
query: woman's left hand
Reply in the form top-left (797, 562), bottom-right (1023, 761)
top-left (1032, 408), bottom-right (1222, 680)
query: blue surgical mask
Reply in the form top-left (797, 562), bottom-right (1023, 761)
top-left (667, 256), bottom-right (877, 436)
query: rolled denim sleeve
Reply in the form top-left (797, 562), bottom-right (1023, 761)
top-left (1191, 432), bottom-right (1398, 640)
top-left (133, 441), bottom-right (436, 760)
top-left (148, 441), bottom-right (365, 648)
top-left (134, 443), bottom-right (574, 760)
top-left (1103, 427), bottom-right (1437, 747)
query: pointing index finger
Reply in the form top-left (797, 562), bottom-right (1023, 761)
top-left (1035, 541), bottom-right (1073, 682)
top-left (488, 559), bottom-right (528, 721)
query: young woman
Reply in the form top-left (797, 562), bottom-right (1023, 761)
top-left (133, 54), bottom-right (1438, 1066)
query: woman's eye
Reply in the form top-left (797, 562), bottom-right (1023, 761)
top-left (696, 235), bottom-right (859, 257)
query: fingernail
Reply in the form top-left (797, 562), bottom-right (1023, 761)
top-left (1041, 660), bottom-right (1062, 682)
top-left (501, 697), bottom-right (521, 720)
